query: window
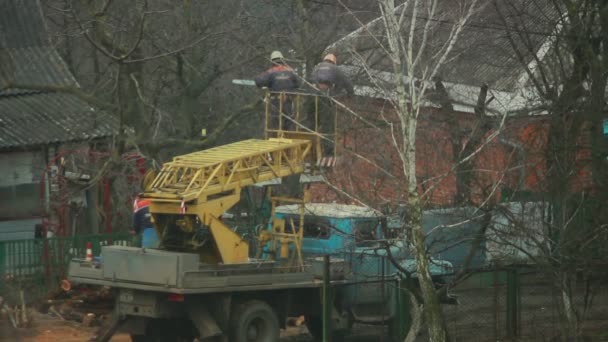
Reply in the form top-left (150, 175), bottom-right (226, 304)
top-left (284, 216), bottom-right (331, 239)
top-left (0, 151), bottom-right (44, 220)
top-left (353, 219), bottom-right (380, 246)
top-left (0, 183), bottom-right (41, 219)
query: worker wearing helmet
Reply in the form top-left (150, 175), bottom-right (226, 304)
top-left (254, 50), bottom-right (299, 131)
top-left (310, 53), bottom-right (354, 161)
top-left (132, 197), bottom-right (159, 248)
top-left (311, 53), bottom-right (354, 95)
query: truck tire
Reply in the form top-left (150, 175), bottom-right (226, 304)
top-left (131, 319), bottom-right (194, 342)
top-left (130, 335), bottom-right (145, 342)
top-left (138, 322), bottom-right (171, 342)
top-left (305, 316), bottom-right (347, 342)
top-left (229, 300), bottom-right (279, 342)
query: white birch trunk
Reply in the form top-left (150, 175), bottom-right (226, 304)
top-left (374, 0), bottom-right (480, 340)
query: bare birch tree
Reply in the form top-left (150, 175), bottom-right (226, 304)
top-left (346, 1), bottom-right (483, 340)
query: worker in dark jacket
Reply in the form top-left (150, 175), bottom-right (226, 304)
top-left (311, 53), bottom-right (354, 95)
top-left (255, 51), bottom-right (299, 131)
top-left (310, 54), bottom-right (354, 160)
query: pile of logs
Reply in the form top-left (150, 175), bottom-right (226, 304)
top-left (40, 284), bottom-right (115, 327)
top-left (286, 315), bottom-right (306, 327)
top-left (1, 282), bottom-right (115, 331)
top-left (1, 291), bottom-right (32, 328)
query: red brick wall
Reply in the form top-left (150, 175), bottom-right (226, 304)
top-left (308, 99), bottom-right (591, 208)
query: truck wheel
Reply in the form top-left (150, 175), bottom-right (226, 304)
top-left (132, 319), bottom-right (193, 342)
top-left (306, 316), bottom-right (347, 342)
top-left (130, 335), bottom-right (145, 342)
top-left (229, 300), bottom-right (279, 342)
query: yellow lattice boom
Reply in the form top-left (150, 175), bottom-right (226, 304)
top-left (140, 137), bottom-right (314, 264)
top-left (145, 138), bottom-right (313, 202)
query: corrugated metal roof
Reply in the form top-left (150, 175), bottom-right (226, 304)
top-left (0, 92), bottom-right (119, 149)
top-left (0, 0), bottom-right (118, 148)
top-left (0, 0), bottom-right (76, 93)
top-left (276, 203), bottom-right (382, 218)
top-left (0, 46), bottom-right (76, 95)
top-left (0, 0), bottom-right (47, 47)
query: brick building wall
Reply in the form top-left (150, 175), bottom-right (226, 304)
top-left (308, 98), bottom-right (592, 209)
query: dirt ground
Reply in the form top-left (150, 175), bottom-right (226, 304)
top-left (4, 275), bottom-right (607, 342)
top-left (444, 278), bottom-right (608, 341)
top-left (0, 311), bottom-right (124, 342)
top-left (5, 307), bottom-right (608, 342)
top-left (0, 311), bottom-right (387, 342)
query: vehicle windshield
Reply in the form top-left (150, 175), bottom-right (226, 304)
top-left (284, 215), bottom-right (331, 239)
top-left (353, 219), bottom-right (380, 247)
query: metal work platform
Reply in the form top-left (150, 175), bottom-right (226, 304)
top-left (145, 138), bottom-right (313, 202)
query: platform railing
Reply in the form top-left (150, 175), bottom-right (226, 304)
top-left (264, 91), bottom-right (339, 159)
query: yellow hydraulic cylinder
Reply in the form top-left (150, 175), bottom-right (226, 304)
top-left (280, 237), bottom-right (290, 259)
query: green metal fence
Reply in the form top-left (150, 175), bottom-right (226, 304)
top-left (0, 233), bottom-right (133, 303)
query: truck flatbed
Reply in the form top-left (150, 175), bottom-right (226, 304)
top-left (68, 246), bottom-right (347, 295)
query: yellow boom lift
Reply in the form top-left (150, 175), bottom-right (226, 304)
top-left (140, 92), bottom-right (338, 265)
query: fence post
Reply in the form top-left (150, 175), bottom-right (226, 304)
top-left (0, 241), bottom-right (4, 294)
top-left (493, 269), bottom-right (499, 340)
top-left (92, 235), bottom-right (100, 256)
top-left (391, 277), bottom-right (412, 341)
top-left (506, 268), bottom-right (520, 338)
top-left (322, 254), bottom-right (331, 342)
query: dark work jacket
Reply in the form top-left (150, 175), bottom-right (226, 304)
top-left (310, 61), bottom-right (354, 95)
top-left (254, 65), bottom-right (299, 92)
top-left (133, 199), bottom-right (153, 234)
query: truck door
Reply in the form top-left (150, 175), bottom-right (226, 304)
top-left (296, 216), bottom-right (334, 256)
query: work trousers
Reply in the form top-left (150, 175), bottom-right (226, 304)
top-left (268, 95), bottom-right (295, 131)
top-left (311, 89), bottom-right (335, 157)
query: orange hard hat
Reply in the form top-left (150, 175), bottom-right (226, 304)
top-left (324, 53), bottom-right (337, 64)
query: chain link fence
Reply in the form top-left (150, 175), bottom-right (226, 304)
top-left (444, 270), bottom-right (511, 341)
top-left (313, 254), bottom-right (608, 341)
top-left (516, 268), bottom-right (608, 341)
top-left (441, 267), bottom-right (608, 342)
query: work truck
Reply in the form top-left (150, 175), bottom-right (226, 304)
top-left (67, 93), bottom-right (453, 342)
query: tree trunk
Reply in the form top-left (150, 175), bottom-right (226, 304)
top-left (555, 272), bottom-right (579, 341)
top-left (403, 86), bottom-right (445, 342)
top-left (409, 193), bottom-right (446, 342)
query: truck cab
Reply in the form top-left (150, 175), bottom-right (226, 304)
top-left (274, 203), bottom-right (454, 326)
